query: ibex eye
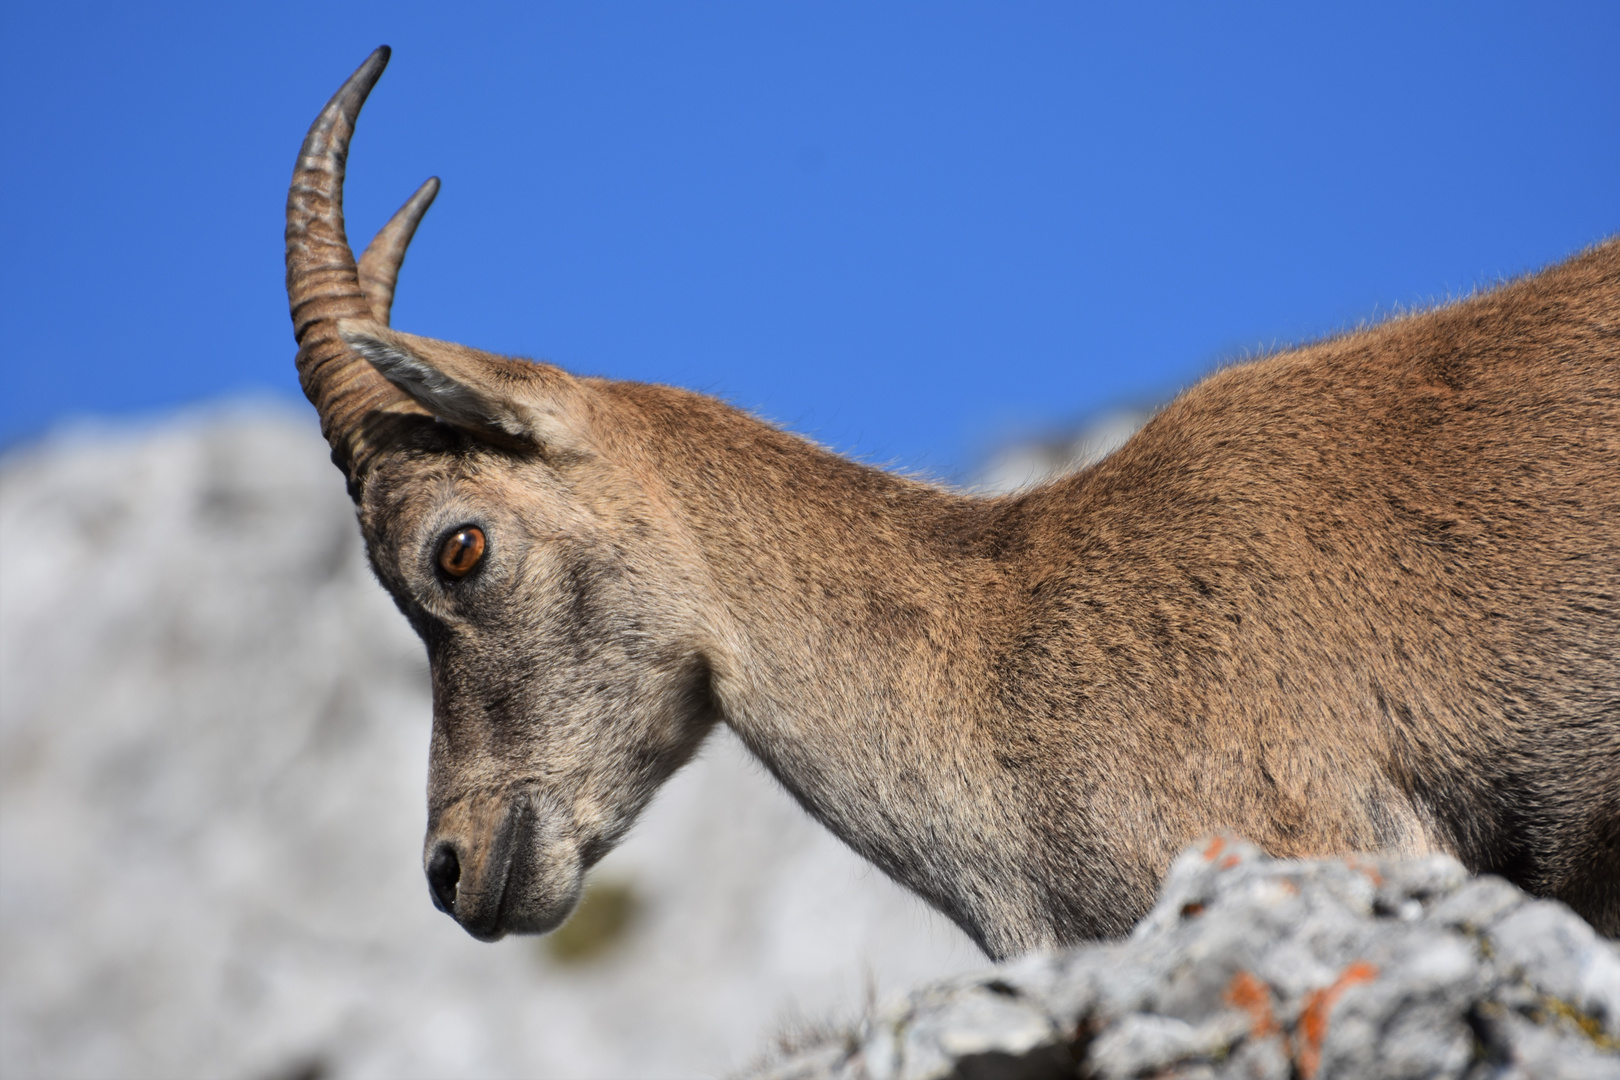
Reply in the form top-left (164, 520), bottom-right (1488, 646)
top-left (437, 526), bottom-right (486, 578)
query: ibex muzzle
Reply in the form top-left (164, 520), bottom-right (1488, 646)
top-left (423, 789), bottom-right (578, 940)
top-left (287, 49), bottom-right (1619, 954)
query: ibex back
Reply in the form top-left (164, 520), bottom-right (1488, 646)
top-left (286, 49), bottom-right (1619, 956)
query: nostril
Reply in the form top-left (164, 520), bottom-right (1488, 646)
top-left (427, 843), bottom-right (461, 915)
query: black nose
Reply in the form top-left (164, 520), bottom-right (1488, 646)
top-left (427, 843), bottom-right (461, 914)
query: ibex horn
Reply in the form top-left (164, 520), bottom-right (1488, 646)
top-left (285, 45), bottom-right (427, 483)
top-left (360, 176), bottom-right (440, 325)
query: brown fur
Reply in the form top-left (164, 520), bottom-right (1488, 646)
top-left (288, 53), bottom-right (1619, 957)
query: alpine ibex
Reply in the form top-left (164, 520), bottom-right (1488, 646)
top-left (286, 48), bottom-right (1619, 956)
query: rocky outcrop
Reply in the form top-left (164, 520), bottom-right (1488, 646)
top-left (753, 839), bottom-right (1620, 1079)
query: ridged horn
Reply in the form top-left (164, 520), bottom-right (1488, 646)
top-left (360, 176), bottom-right (440, 324)
top-left (286, 45), bottom-right (423, 483)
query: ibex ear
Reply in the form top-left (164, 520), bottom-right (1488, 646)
top-left (338, 320), bottom-right (587, 453)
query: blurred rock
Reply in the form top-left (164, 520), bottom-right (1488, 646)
top-left (971, 406), bottom-right (1156, 494)
top-left (750, 839), bottom-right (1620, 1079)
top-left (0, 405), bottom-right (978, 1080)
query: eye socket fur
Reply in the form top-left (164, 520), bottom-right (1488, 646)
top-left (437, 525), bottom-right (486, 579)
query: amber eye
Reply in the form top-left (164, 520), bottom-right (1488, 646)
top-left (437, 526), bottom-right (486, 578)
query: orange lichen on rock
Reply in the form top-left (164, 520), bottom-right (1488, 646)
top-left (1295, 960), bottom-right (1379, 1078)
top-left (1342, 857), bottom-right (1385, 887)
top-left (1223, 970), bottom-right (1279, 1040)
top-left (1203, 835), bottom-right (1227, 861)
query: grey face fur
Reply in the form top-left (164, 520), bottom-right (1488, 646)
top-left (342, 332), bottom-right (724, 939)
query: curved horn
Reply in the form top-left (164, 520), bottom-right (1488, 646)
top-left (359, 176), bottom-right (440, 324)
top-left (286, 46), bottom-right (422, 481)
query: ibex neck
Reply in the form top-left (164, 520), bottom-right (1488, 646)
top-left (608, 384), bottom-right (1049, 954)
top-left (663, 414), bottom-right (997, 681)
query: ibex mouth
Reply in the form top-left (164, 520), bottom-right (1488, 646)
top-left (424, 790), bottom-right (584, 941)
top-left (467, 799), bottom-right (529, 941)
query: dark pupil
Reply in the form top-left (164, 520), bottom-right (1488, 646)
top-left (441, 529), bottom-right (483, 575)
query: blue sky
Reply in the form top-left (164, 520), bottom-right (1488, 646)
top-left (2, 3), bottom-right (1615, 478)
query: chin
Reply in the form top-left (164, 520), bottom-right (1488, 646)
top-left (493, 841), bottom-right (585, 938)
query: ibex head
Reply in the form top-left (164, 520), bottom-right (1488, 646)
top-left (286, 48), bottom-right (725, 940)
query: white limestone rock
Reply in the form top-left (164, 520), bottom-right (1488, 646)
top-left (754, 839), bottom-right (1620, 1079)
